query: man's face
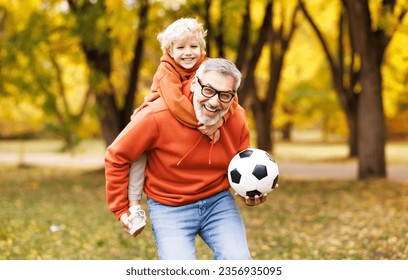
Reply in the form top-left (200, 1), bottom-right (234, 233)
top-left (192, 71), bottom-right (235, 126)
top-left (169, 37), bottom-right (202, 69)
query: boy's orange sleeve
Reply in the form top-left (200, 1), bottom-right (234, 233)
top-left (158, 74), bottom-right (198, 128)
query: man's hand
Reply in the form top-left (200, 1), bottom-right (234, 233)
top-left (234, 184), bottom-right (279, 206)
top-left (234, 193), bottom-right (268, 206)
top-left (120, 213), bottom-right (145, 237)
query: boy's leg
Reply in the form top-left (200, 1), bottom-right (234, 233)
top-left (199, 190), bottom-right (251, 260)
top-left (147, 198), bottom-right (199, 260)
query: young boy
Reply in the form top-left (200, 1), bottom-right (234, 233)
top-left (123, 18), bottom-right (239, 236)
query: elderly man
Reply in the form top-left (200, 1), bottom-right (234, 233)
top-left (105, 58), bottom-right (267, 260)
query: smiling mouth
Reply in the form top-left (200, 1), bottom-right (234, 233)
top-left (204, 104), bottom-right (220, 113)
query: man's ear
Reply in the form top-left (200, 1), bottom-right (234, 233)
top-left (190, 78), bottom-right (195, 92)
top-left (190, 76), bottom-right (197, 92)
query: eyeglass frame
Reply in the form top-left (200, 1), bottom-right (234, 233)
top-left (196, 77), bottom-right (236, 103)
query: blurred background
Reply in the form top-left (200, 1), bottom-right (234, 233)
top-left (0, 0), bottom-right (407, 260)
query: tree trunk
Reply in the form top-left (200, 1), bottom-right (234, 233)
top-left (345, 108), bottom-right (358, 157)
top-left (343, 0), bottom-right (386, 179)
top-left (235, 0), bottom-right (250, 72)
top-left (68, 0), bottom-right (149, 146)
top-left (237, 2), bottom-right (297, 154)
top-left (358, 59), bottom-right (386, 178)
top-left (215, 0), bottom-right (225, 58)
top-left (281, 122), bottom-right (292, 141)
top-left (251, 101), bottom-right (272, 151)
top-left (82, 48), bottom-right (120, 147)
top-left (96, 92), bottom-right (121, 146)
top-left (122, 1), bottom-right (149, 127)
top-left (204, 0), bottom-right (212, 58)
top-left (281, 105), bottom-right (293, 141)
top-left (237, 1), bottom-right (272, 105)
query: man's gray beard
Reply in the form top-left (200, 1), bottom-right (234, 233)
top-left (193, 96), bottom-right (223, 126)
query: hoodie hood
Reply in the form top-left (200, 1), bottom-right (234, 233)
top-left (161, 52), bottom-right (206, 81)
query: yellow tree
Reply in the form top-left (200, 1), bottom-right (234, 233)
top-left (66, 0), bottom-right (150, 145)
top-left (300, 0), bottom-right (407, 179)
top-left (383, 28), bottom-right (408, 139)
top-left (299, 0), bottom-right (360, 157)
top-left (0, 0), bottom-right (160, 147)
top-left (342, 0), bottom-right (406, 179)
top-left (233, 0), bottom-right (300, 151)
top-left (0, 0), bottom-right (92, 148)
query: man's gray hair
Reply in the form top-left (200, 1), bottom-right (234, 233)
top-left (196, 58), bottom-right (242, 91)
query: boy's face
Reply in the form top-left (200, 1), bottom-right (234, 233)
top-left (169, 37), bottom-right (202, 69)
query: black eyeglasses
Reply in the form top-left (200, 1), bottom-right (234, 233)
top-left (196, 77), bottom-right (236, 103)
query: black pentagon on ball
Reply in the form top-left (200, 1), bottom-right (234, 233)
top-left (252, 164), bottom-right (268, 180)
top-left (238, 149), bottom-right (253, 158)
top-left (230, 168), bottom-right (242, 184)
top-left (246, 190), bottom-right (262, 198)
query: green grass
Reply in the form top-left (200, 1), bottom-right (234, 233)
top-left (1, 165), bottom-right (407, 260)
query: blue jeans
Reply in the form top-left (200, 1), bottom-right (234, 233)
top-left (147, 190), bottom-right (251, 260)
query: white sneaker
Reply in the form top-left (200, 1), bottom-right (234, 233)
top-left (127, 205), bottom-right (147, 235)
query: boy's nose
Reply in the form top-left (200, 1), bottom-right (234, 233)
top-left (185, 47), bottom-right (192, 54)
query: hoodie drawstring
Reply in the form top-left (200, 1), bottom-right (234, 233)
top-left (177, 134), bottom-right (204, 166)
top-left (208, 134), bottom-right (215, 165)
top-left (177, 133), bottom-right (215, 166)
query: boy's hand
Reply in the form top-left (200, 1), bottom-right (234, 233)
top-left (198, 118), bottom-right (223, 143)
top-left (120, 213), bottom-right (145, 238)
top-left (120, 213), bottom-right (131, 233)
top-left (198, 128), bottom-right (220, 143)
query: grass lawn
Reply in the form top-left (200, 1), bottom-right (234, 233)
top-left (1, 165), bottom-right (407, 260)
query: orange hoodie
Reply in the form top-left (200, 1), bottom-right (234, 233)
top-left (133, 53), bottom-right (238, 127)
top-left (105, 82), bottom-right (250, 219)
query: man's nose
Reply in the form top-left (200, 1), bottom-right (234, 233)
top-left (208, 94), bottom-right (221, 105)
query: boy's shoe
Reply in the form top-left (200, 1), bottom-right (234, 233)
top-left (127, 205), bottom-right (147, 235)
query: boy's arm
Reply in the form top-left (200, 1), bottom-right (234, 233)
top-left (158, 73), bottom-right (198, 128)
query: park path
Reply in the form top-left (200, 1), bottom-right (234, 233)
top-left (0, 151), bottom-right (407, 183)
top-left (278, 162), bottom-right (408, 183)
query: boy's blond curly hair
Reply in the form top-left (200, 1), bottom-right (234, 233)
top-left (157, 18), bottom-right (207, 54)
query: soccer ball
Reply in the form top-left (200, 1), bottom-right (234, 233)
top-left (227, 148), bottom-right (279, 198)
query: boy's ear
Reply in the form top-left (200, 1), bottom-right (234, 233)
top-left (167, 49), bottom-right (174, 58)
